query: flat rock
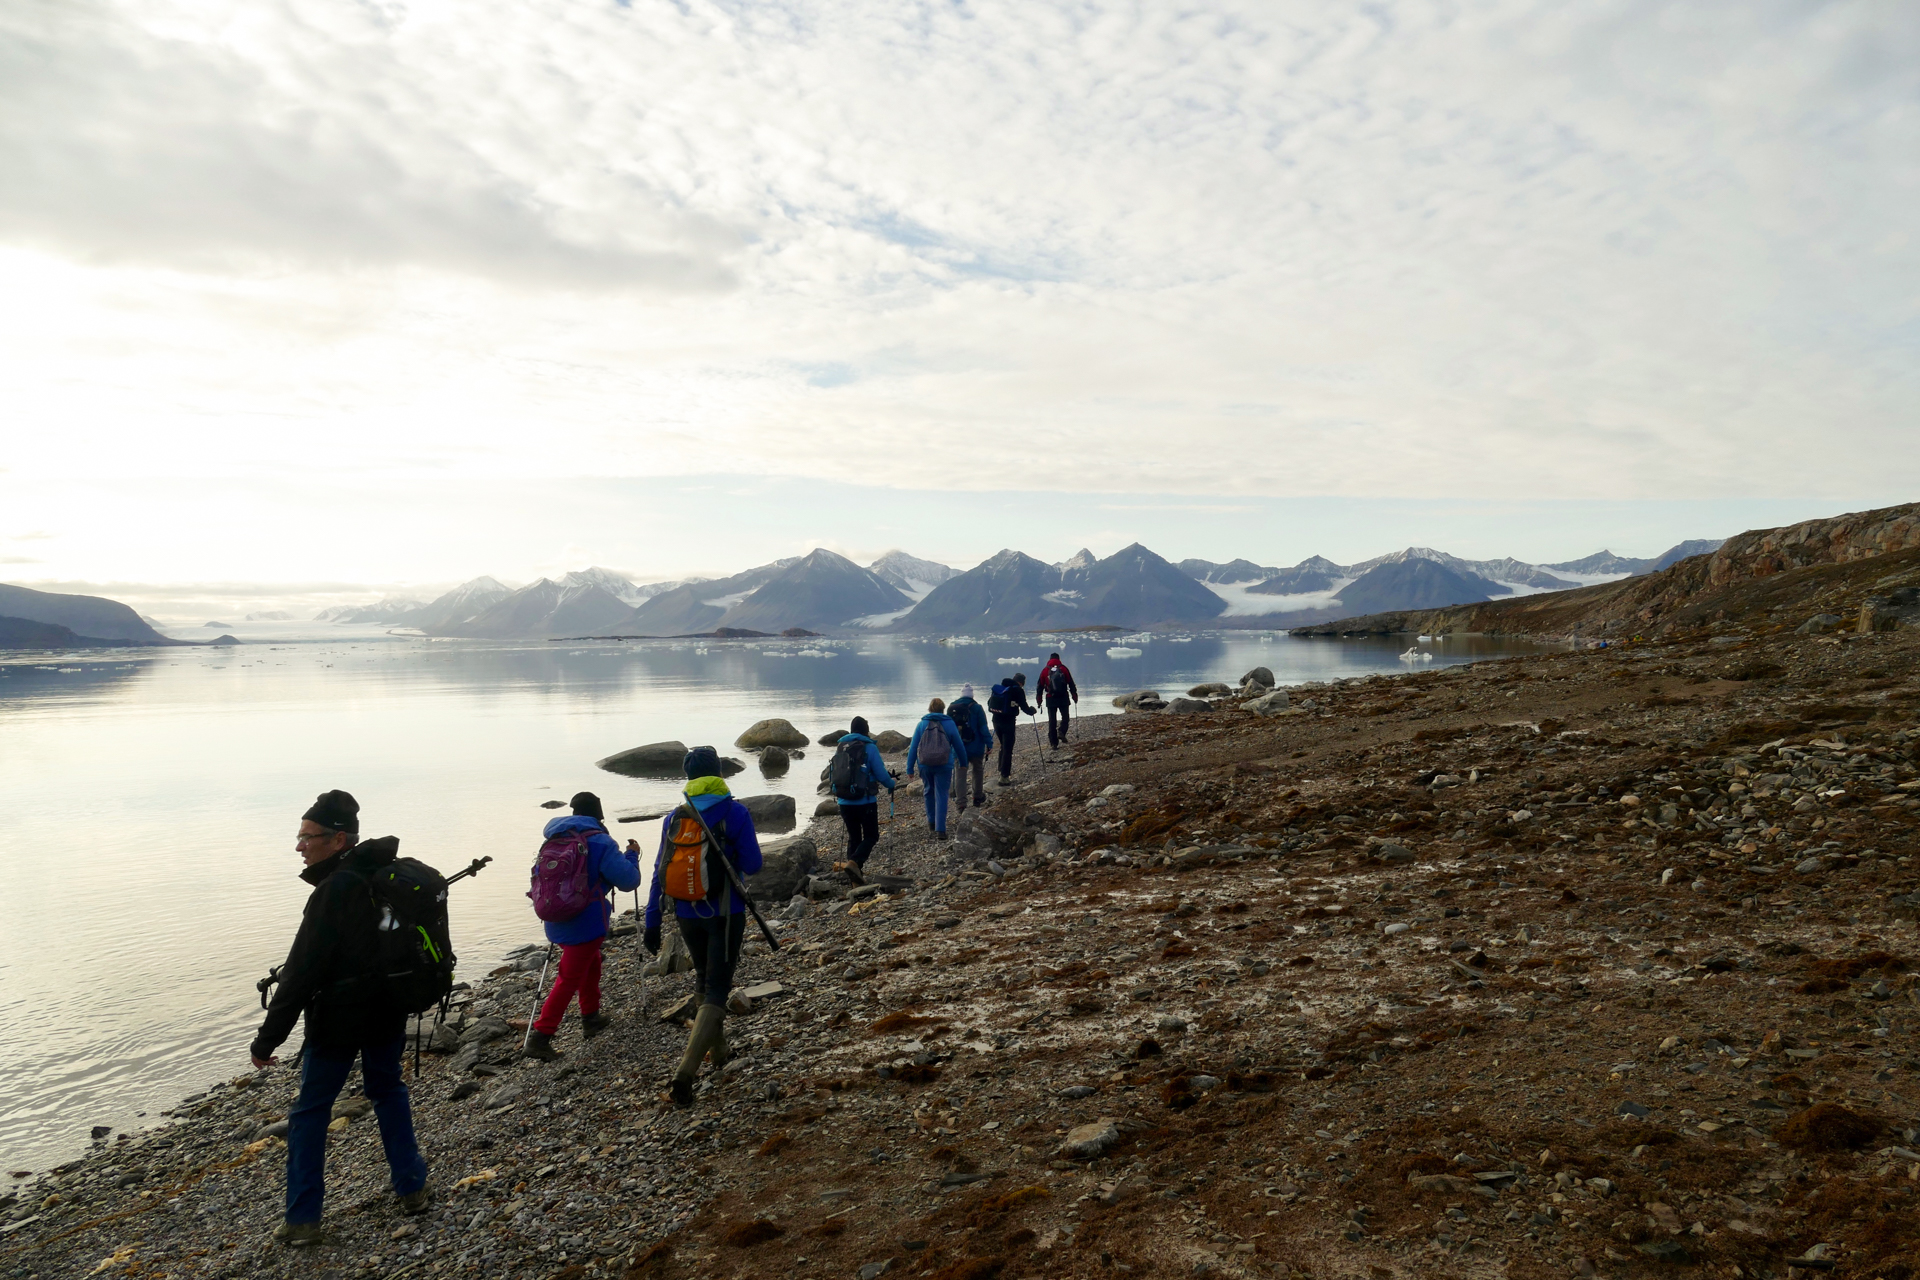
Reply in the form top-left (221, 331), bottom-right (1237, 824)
top-left (1244, 689), bottom-right (1291, 715)
top-left (739, 981), bottom-right (786, 1000)
top-left (596, 740), bottom-right (689, 777)
top-left (1168, 697), bottom-right (1213, 714)
top-left (480, 1083), bottom-right (522, 1111)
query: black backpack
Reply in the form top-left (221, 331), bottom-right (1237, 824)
top-left (987, 685), bottom-right (1011, 714)
top-left (356, 858), bottom-right (456, 1015)
top-left (950, 696), bottom-right (980, 744)
top-left (1047, 666), bottom-right (1071, 698)
top-left (829, 738), bottom-right (877, 801)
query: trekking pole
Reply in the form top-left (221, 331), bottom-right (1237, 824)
top-left (521, 943), bottom-right (555, 1054)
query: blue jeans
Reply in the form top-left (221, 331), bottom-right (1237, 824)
top-left (920, 763), bottom-right (953, 833)
top-left (286, 1036), bottom-right (427, 1224)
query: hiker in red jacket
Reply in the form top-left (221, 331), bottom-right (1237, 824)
top-left (1036, 652), bottom-right (1078, 748)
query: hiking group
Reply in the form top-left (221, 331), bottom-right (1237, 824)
top-left (248, 673), bottom-right (1069, 1246)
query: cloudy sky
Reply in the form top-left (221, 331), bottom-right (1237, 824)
top-left (2, 0), bottom-right (1915, 607)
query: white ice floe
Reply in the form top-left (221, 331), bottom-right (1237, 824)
top-left (996, 655), bottom-right (1041, 665)
top-left (1107, 647), bottom-right (1143, 658)
top-left (1399, 647), bottom-right (1434, 663)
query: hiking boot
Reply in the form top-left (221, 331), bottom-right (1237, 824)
top-left (668, 1078), bottom-right (695, 1109)
top-left (843, 862), bottom-right (866, 886)
top-left (272, 1221), bottom-right (324, 1248)
top-left (522, 1031), bottom-right (561, 1062)
top-left (973, 793), bottom-right (987, 806)
top-left (398, 1186), bottom-right (430, 1215)
top-left (581, 1011), bottom-right (614, 1039)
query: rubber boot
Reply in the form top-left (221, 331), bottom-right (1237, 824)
top-left (670, 1004), bottom-right (724, 1106)
top-left (708, 1021), bottom-right (731, 1071)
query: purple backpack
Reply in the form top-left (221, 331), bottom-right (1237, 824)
top-left (528, 831), bottom-right (595, 922)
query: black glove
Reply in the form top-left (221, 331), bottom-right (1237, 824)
top-left (643, 925), bottom-right (660, 956)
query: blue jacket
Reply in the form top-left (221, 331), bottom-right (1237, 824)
top-left (905, 713), bottom-right (968, 774)
top-left (830, 732), bottom-right (897, 807)
top-left (945, 696), bottom-right (992, 762)
top-left (644, 783), bottom-right (764, 924)
top-left (539, 816), bottom-right (641, 946)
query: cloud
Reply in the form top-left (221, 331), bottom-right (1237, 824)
top-left (0, 0), bottom-right (1914, 511)
top-left (0, 1), bottom-right (740, 290)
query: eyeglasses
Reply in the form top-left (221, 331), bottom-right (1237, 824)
top-left (295, 830), bottom-right (342, 845)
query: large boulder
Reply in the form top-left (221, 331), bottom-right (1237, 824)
top-left (1168, 697), bottom-right (1213, 714)
top-left (747, 835), bottom-right (817, 901)
top-left (740, 793), bottom-right (797, 832)
top-left (817, 730), bottom-right (850, 747)
top-left (1112, 690), bottom-right (1165, 711)
top-left (596, 740), bottom-right (688, 777)
top-left (1244, 689), bottom-right (1292, 716)
top-left (952, 808), bottom-right (1024, 861)
top-left (1188, 682), bottom-right (1231, 698)
top-left (736, 719), bottom-right (810, 750)
top-left (1240, 666), bottom-right (1275, 689)
top-left (874, 729), bottom-right (911, 753)
top-left (758, 745), bottom-right (791, 775)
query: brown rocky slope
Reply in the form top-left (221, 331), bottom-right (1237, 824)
top-left (1295, 502), bottom-right (1920, 643)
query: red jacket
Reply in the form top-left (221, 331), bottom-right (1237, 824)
top-left (1036, 658), bottom-right (1077, 703)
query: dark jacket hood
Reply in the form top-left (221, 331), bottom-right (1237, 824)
top-left (300, 835), bottom-right (400, 887)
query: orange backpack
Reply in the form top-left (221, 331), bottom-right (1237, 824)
top-left (660, 806), bottom-right (717, 902)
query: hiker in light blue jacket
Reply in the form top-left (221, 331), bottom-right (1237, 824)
top-left (904, 697), bottom-right (969, 838)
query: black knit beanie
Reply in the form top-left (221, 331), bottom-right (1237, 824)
top-left (850, 716), bottom-right (870, 736)
top-left (302, 789), bottom-right (360, 834)
top-left (684, 745), bottom-right (721, 779)
top-left (570, 791), bottom-right (604, 820)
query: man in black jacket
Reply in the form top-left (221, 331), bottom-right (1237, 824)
top-left (250, 790), bottom-right (429, 1246)
top-left (987, 672), bottom-right (1036, 785)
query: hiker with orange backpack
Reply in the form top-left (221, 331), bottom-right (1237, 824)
top-left (643, 746), bottom-right (763, 1106)
top-left (523, 792), bottom-right (639, 1062)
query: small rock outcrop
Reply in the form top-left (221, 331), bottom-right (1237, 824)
top-left (1187, 682), bottom-right (1231, 698)
top-left (740, 793), bottom-right (797, 831)
top-left (596, 740), bottom-right (688, 777)
top-left (874, 729), bottom-right (911, 753)
top-left (736, 719), bottom-right (810, 750)
top-left (746, 835), bottom-right (817, 900)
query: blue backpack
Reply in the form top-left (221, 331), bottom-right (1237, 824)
top-left (950, 696), bottom-right (981, 745)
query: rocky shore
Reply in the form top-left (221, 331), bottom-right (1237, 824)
top-left (6, 610), bottom-right (1920, 1280)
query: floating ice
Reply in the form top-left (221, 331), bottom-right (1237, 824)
top-left (1107, 647), bottom-right (1143, 658)
top-left (996, 655), bottom-right (1041, 665)
top-left (1398, 648), bottom-right (1434, 664)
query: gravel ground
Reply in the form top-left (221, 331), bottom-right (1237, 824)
top-left (7, 623), bottom-right (1920, 1280)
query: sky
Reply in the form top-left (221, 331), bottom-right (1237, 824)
top-left (2, 0), bottom-right (1916, 613)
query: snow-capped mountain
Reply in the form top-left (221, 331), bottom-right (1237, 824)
top-left (867, 550), bottom-right (956, 596)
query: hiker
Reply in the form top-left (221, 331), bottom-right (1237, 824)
top-left (643, 746), bottom-right (763, 1107)
top-left (987, 670), bottom-right (1037, 785)
top-left (946, 683), bottom-right (993, 812)
top-left (524, 791), bottom-right (640, 1062)
top-left (1036, 652), bottom-right (1079, 747)
top-left (828, 715), bottom-right (898, 886)
top-left (905, 696), bottom-right (969, 838)
top-left (249, 790), bottom-right (428, 1247)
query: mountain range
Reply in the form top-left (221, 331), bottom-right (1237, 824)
top-left (272, 535), bottom-right (1729, 640)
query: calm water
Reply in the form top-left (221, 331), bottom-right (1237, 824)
top-left (0, 629), bottom-right (1548, 1171)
